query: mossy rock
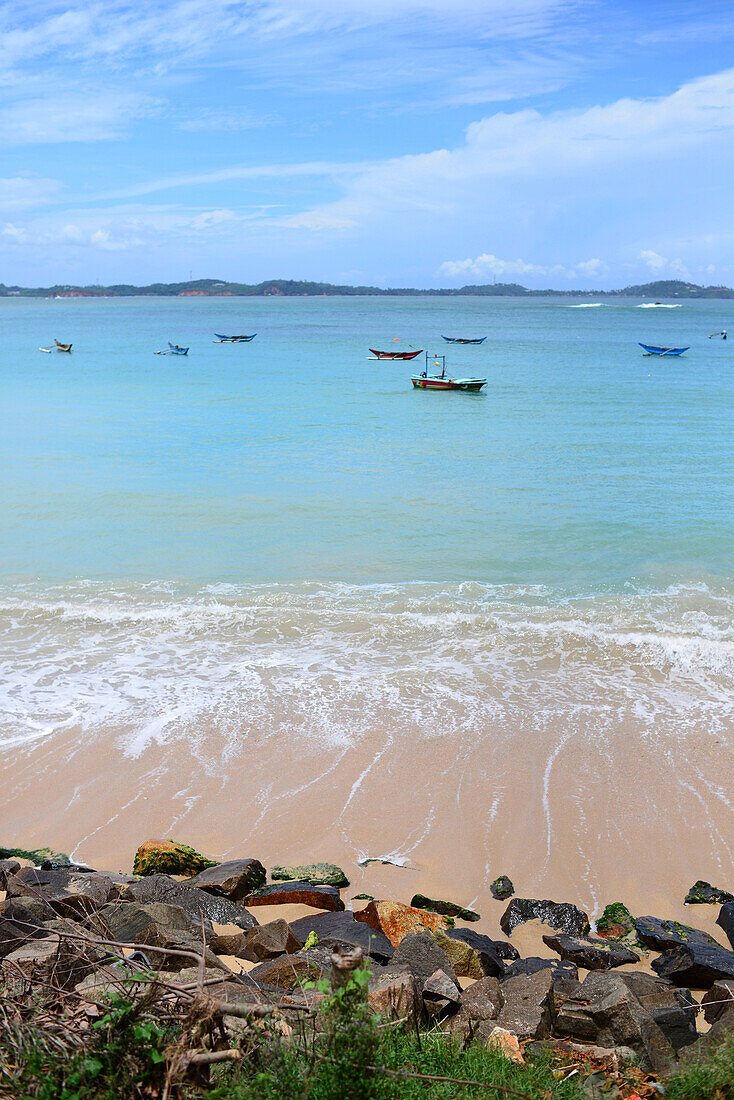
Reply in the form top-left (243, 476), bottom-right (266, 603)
top-left (490, 875), bottom-right (514, 901)
top-left (0, 845), bottom-right (70, 866)
top-left (596, 901), bottom-right (635, 940)
top-left (684, 880), bottom-right (733, 905)
top-left (133, 839), bottom-right (217, 878)
top-left (410, 893), bottom-right (480, 922)
top-left (271, 862), bottom-right (349, 888)
top-left (352, 893), bottom-right (374, 901)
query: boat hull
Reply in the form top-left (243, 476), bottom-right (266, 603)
top-left (638, 343), bottom-right (689, 356)
top-left (369, 348), bottom-right (422, 360)
top-left (411, 376), bottom-right (486, 391)
top-left (441, 336), bottom-right (486, 344)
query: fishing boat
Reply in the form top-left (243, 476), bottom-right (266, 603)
top-left (214, 333), bottom-right (256, 342)
top-left (638, 343), bottom-right (689, 356)
top-left (168, 342), bottom-right (189, 355)
top-left (54, 339), bottom-right (72, 352)
top-left (441, 336), bottom-right (486, 345)
top-left (411, 353), bottom-right (486, 392)
top-left (368, 347), bottom-right (422, 360)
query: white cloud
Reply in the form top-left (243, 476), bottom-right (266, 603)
top-left (0, 176), bottom-right (61, 211)
top-left (0, 92), bottom-right (160, 144)
top-left (639, 249), bottom-right (689, 277)
top-left (438, 252), bottom-right (607, 281)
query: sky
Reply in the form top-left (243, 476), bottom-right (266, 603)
top-left (2, 0), bottom-right (734, 289)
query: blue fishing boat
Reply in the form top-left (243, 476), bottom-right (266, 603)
top-left (168, 342), bottom-right (189, 355)
top-left (638, 343), bottom-right (689, 356)
top-left (442, 336), bottom-right (486, 344)
top-left (214, 333), bottom-right (256, 342)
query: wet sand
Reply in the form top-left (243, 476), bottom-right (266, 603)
top-left (1, 707), bottom-right (732, 926)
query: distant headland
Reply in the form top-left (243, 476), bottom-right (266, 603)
top-left (1, 278), bottom-right (733, 299)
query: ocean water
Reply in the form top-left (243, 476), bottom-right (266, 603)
top-left (1, 295), bottom-right (732, 906)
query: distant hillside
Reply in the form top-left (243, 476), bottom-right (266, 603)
top-left (0, 277), bottom-right (732, 298)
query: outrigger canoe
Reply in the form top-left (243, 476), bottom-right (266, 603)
top-left (638, 343), bottom-right (689, 356)
top-left (54, 339), bottom-right (72, 352)
top-left (369, 348), bottom-right (422, 360)
top-left (441, 336), bottom-right (486, 344)
top-left (214, 333), bottom-right (256, 342)
top-left (168, 342), bottom-right (189, 355)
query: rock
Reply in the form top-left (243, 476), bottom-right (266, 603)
top-left (652, 941), bottom-right (734, 988)
top-left (554, 971), bottom-right (675, 1074)
top-left (496, 969), bottom-right (554, 1040)
top-left (0, 917), bottom-right (36, 958)
top-left (490, 876), bottom-right (515, 901)
top-left (678, 1006), bottom-right (734, 1063)
top-left (6, 868), bottom-right (116, 919)
top-left (410, 893), bottom-right (480, 922)
top-left (0, 845), bottom-right (69, 865)
top-left (0, 935), bottom-right (88, 995)
top-left (446, 976), bottom-right (504, 1041)
top-left (0, 860), bottom-right (21, 887)
top-left (241, 920), bottom-right (303, 961)
top-left (553, 976), bottom-right (583, 1013)
top-left (244, 881), bottom-right (344, 912)
top-left (596, 902), bottom-right (635, 941)
top-left (617, 972), bottom-right (697, 1051)
top-left (271, 863), bottom-right (349, 889)
top-left (504, 957), bottom-right (578, 981)
top-left (635, 915), bottom-right (722, 951)
top-left (367, 966), bottom-right (422, 1024)
top-left (542, 932), bottom-right (639, 970)
top-left (423, 968), bottom-right (462, 1018)
top-left (248, 949), bottom-right (332, 991)
top-left (99, 902), bottom-right (193, 943)
top-left (137, 923), bottom-right (224, 971)
top-left (493, 941), bottom-right (520, 961)
top-left (487, 1026), bottom-right (524, 1063)
top-left (121, 874), bottom-right (258, 930)
top-left (185, 859), bottom-right (266, 901)
top-left (132, 839), bottom-right (216, 878)
top-left (0, 896), bottom-right (53, 929)
top-left (354, 900), bottom-right (447, 947)
top-left (352, 893), bottom-right (373, 901)
top-left (500, 898), bottom-right (590, 937)
top-left (685, 880), bottom-right (733, 905)
top-left (288, 911), bottom-right (393, 963)
top-left (717, 900), bottom-right (734, 950)
top-left (431, 927), bottom-right (486, 979)
top-left (702, 978), bottom-right (734, 1023)
top-left (392, 931), bottom-right (459, 992)
top-left (40, 861), bottom-right (95, 873)
top-left (446, 927), bottom-right (509, 974)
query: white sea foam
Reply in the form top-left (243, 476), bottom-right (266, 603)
top-left (568, 303), bottom-right (605, 308)
top-left (637, 302), bottom-right (682, 308)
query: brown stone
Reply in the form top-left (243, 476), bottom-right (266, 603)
top-left (487, 1027), bottom-right (524, 1063)
top-left (1, 935), bottom-right (88, 995)
top-left (244, 881), bottom-right (344, 912)
top-left (367, 965), bottom-right (422, 1025)
top-left (354, 900), bottom-right (447, 947)
top-left (6, 868), bottom-right (116, 919)
top-left (432, 927), bottom-right (484, 979)
top-left (185, 859), bottom-right (266, 901)
top-left (497, 969), bottom-right (554, 1040)
top-left (446, 976), bottom-right (504, 1041)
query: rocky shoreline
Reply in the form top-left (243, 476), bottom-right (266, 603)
top-left (1, 839), bottom-right (733, 1094)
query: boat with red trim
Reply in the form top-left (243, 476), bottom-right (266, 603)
top-left (368, 347), bottom-right (423, 360)
top-left (411, 353), bottom-right (486, 392)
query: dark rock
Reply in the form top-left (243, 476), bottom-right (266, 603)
top-left (596, 902), bottom-right (635, 941)
top-left (497, 969), bottom-right (554, 1039)
top-left (717, 900), bottom-right (734, 950)
top-left (702, 978), bottom-right (734, 1023)
top-left (635, 915), bottom-right (722, 951)
top-left (0, 935), bottom-right (89, 995)
top-left (685, 880), bottom-right (733, 905)
top-left (554, 971), bottom-right (674, 1074)
top-left (132, 839), bottom-right (216, 878)
top-left (652, 941), bottom-right (734, 988)
top-left (490, 876), bottom-right (514, 901)
top-left (6, 868), bottom-right (116, 919)
top-left (271, 863), bottom-right (349, 889)
top-left (679, 1006), bottom-right (734, 1063)
top-left (248, 948), bottom-right (332, 990)
top-left (423, 968), bottom-right (462, 1018)
top-left (40, 861), bottom-right (96, 873)
top-left (617, 972), bottom-right (697, 1051)
top-left (289, 911), bottom-right (393, 962)
top-left (136, 924), bottom-right (224, 972)
top-left (0, 896), bottom-right (51, 930)
top-left (392, 931), bottom-right (459, 992)
top-left (244, 881), bottom-right (344, 912)
top-left (493, 940), bottom-right (520, 961)
top-left (184, 859), bottom-right (266, 901)
top-left (99, 902), bottom-right (193, 944)
top-left (121, 874), bottom-right (258, 930)
top-left (0, 860), bottom-right (21, 887)
top-left (500, 898), bottom-right (590, 937)
top-left (410, 894), bottom-right (480, 922)
top-left (0, 845), bottom-right (69, 865)
top-left (367, 965), bottom-right (422, 1024)
top-left (208, 930), bottom-right (249, 956)
top-left (543, 932), bottom-right (639, 970)
top-left (504, 957), bottom-right (578, 981)
top-left (552, 977), bottom-right (583, 1013)
top-left (446, 927), bottom-right (509, 974)
top-left (446, 976), bottom-right (503, 1040)
top-left (242, 920), bottom-right (303, 961)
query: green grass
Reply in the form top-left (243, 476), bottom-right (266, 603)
top-left (664, 1030), bottom-right (734, 1100)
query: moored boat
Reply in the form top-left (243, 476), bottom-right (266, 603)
top-left (638, 342), bottom-right (689, 356)
top-left (54, 339), bottom-right (72, 352)
top-left (441, 336), bottom-right (486, 344)
top-left (411, 353), bottom-right (486, 392)
top-left (168, 342), bottom-right (189, 355)
top-left (369, 347), bottom-right (422, 360)
top-left (214, 333), bottom-right (256, 342)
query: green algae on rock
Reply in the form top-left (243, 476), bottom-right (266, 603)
top-left (596, 901), bottom-right (635, 940)
top-left (490, 875), bottom-right (515, 901)
top-left (410, 893), bottom-right (480, 922)
top-left (0, 845), bottom-right (70, 865)
top-left (684, 880), bottom-right (733, 905)
top-left (271, 862), bottom-right (349, 888)
top-left (132, 840), bottom-right (217, 878)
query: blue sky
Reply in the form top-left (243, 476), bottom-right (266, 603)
top-left (2, 0), bottom-right (734, 288)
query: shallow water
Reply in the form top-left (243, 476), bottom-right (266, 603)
top-left (1, 295), bottom-right (732, 910)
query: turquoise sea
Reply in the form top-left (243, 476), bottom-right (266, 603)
top-left (1, 295), bottom-right (732, 910)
